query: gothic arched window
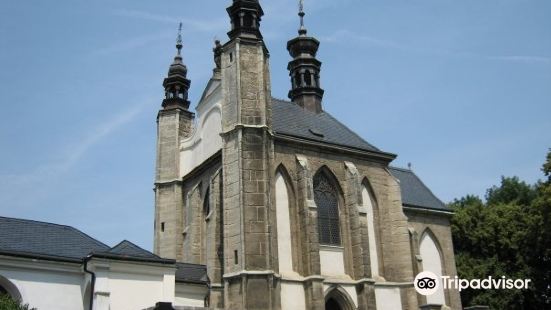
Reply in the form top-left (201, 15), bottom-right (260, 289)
top-left (314, 172), bottom-right (341, 246)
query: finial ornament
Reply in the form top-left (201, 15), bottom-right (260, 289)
top-left (298, 0), bottom-right (307, 35)
top-left (176, 22), bottom-right (183, 55)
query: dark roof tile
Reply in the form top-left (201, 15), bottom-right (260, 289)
top-left (272, 98), bottom-right (380, 152)
top-left (0, 217), bottom-right (109, 260)
top-left (389, 167), bottom-right (450, 212)
top-left (175, 263), bottom-right (207, 284)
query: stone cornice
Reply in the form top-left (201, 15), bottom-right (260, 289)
top-left (403, 205), bottom-right (454, 217)
top-left (275, 133), bottom-right (396, 164)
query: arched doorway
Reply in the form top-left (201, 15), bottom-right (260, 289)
top-left (0, 275), bottom-right (21, 301)
top-left (325, 297), bottom-right (342, 310)
top-left (325, 286), bottom-right (355, 310)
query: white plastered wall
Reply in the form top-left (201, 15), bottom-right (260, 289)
top-left (275, 173), bottom-right (294, 275)
top-left (320, 247), bottom-right (346, 276)
top-left (180, 80), bottom-right (223, 177)
top-left (174, 282), bottom-right (207, 307)
top-left (0, 258), bottom-right (87, 310)
top-left (420, 232), bottom-right (446, 305)
top-left (89, 259), bottom-right (176, 310)
top-left (362, 186), bottom-right (380, 278)
top-left (375, 286), bottom-right (403, 310)
top-left (280, 282), bottom-right (306, 310)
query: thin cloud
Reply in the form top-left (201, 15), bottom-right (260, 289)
top-left (321, 29), bottom-right (551, 66)
top-left (112, 9), bottom-right (227, 33)
top-left (91, 32), bottom-right (173, 56)
top-left (0, 102), bottom-right (148, 187)
top-left (487, 55), bottom-right (551, 65)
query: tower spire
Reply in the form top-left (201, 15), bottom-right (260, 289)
top-left (176, 22), bottom-right (183, 56)
top-left (287, 0), bottom-right (324, 113)
top-left (162, 23), bottom-right (191, 110)
top-left (298, 0), bottom-right (307, 35)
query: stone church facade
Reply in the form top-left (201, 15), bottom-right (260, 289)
top-left (153, 1), bottom-right (462, 309)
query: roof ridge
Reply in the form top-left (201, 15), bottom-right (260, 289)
top-left (108, 240), bottom-right (161, 258)
top-left (270, 97), bottom-right (288, 103)
top-left (0, 216), bottom-right (74, 229)
top-left (0, 216), bottom-right (109, 250)
top-left (176, 262), bottom-right (207, 267)
top-left (389, 166), bottom-right (413, 173)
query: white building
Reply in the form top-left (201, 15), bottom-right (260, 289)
top-left (0, 216), bottom-right (207, 310)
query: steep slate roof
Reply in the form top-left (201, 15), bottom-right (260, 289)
top-left (105, 240), bottom-right (160, 258)
top-left (0, 217), bottom-right (109, 261)
top-left (0, 217), bottom-right (172, 264)
top-left (389, 167), bottom-right (450, 212)
top-left (175, 263), bottom-right (208, 284)
top-left (272, 98), bottom-right (447, 212)
top-left (91, 240), bottom-right (173, 264)
top-left (272, 98), bottom-right (380, 152)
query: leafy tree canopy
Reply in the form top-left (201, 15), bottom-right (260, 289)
top-left (450, 150), bottom-right (551, 309)
top-left (0, 295), bottom-right (35, 310)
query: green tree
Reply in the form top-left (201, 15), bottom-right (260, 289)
top-left (450, 150), bottom-right (551, 309)
top-left (0, 295), bottom-right (35, 310)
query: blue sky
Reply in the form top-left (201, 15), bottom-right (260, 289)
top-left (0, 0), bottom-right (549, 250)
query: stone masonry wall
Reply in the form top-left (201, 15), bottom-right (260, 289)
top-left (154, 109), bottom-right (193, 259)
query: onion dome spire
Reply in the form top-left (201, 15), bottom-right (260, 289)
top-left (287, 0), bottom-right (324, 113)
top-left (226, 0), bottom-right (264, 41)
top-left (162, 23), bottom-right (191, 110)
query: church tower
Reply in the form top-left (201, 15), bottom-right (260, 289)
top-left (287, 1), bottom-right (324, 113)
top-left (154, 25), bottom-right (194, 260)
top-left (220, 0), bottom-right (279, 308)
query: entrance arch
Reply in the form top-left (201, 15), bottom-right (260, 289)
top-left (0, 275), bottom-right (21, 301)
top-left (324, 286), bottom-right (355, 310)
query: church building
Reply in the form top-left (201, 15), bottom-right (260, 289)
top-left (153, 0), bottom-right (462, 309)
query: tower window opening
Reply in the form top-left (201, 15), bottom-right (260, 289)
top-left (294, 74), bottom-right (301, 88)
top-left (305, 71), bottom-right (313, 87)
top-left (230, 52), bottom-right (234, 63)
top-left (234, 250), bottom-right (239, 264)
top-left (244, 13), bottom-right (254, 28)
top-left (161, 222), bottom-right (165, 232)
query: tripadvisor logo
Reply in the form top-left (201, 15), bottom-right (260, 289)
top-left (414, 271), bottom-right (440, 296)
top-left (414, 271), bottom-right (532, 295)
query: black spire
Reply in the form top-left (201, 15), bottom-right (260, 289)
top-left (162, 23), bottom-right (191, 110)
top-left (287, 0), bottom-right (324, 113)
top-left (226, 0), bottom-right (264, 41)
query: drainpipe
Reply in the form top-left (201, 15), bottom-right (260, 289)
top-left (83, 255), bottom-right (95, 310)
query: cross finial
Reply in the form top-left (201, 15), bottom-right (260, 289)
top-left (298, 0), bottom-right (307, 35)
top-left (176, 22), bottom-right (183, 55)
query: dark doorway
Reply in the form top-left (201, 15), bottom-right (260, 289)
top-left (326, 298), bottom-right (342, 310)
top-left (0, 285), bottom-right (7, 296)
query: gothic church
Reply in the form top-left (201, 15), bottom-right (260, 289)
top-left (154, 1), bottom-right (461, 309)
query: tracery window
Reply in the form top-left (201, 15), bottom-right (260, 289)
top-left (314, 172), bottom-right (341, 245)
